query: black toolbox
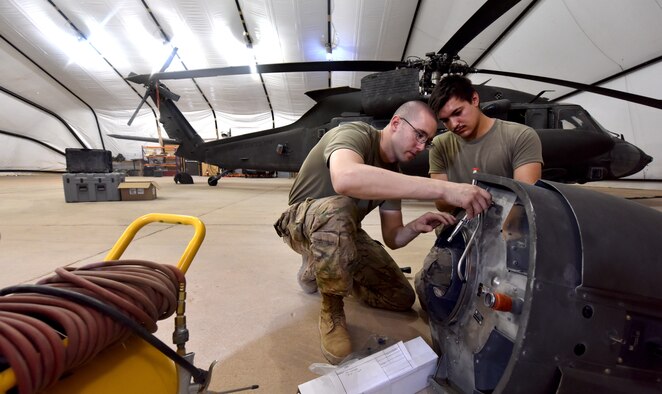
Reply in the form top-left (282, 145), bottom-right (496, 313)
top-left (65, 148), bottom-right (113, 173)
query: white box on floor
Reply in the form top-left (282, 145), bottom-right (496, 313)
top-left (298, 336), bottom-right (438, 394)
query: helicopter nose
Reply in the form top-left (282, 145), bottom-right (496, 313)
top-left (609, 141), bottom-right (653, 178)
top-left (538, 129), bottom-right (614, 168)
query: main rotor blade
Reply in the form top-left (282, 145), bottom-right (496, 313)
top-left (438, 0), bottom-right (522, 57)
top-left (474, 68), bottom-right (662, 110)
top-left (125, 60), bottom-right (402, 83)
top-left (107, 133), bottom-right (178, 145)
top-left (159, 47), bottom-right (179, 73)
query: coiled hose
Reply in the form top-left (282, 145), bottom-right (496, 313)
top-left (0, 259), bottom-right (189, 394)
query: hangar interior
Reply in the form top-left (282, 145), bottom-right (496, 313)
top-left (1, 1), bottom-right (662, 393)
top-left (1, 0), bottom-right (662, 177)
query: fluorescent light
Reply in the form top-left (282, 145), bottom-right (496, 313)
top-left (212, 23), bottom-right (254, 67)
top-left (85, 18), bottom-right (128, 68)
top-left (161, 10), bottom-right (207, 69)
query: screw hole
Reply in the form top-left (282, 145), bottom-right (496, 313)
top-left (574, 343), bottom-right (586, 356)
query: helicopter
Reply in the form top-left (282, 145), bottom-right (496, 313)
top-left (118, 50), bottom-right (653, 186)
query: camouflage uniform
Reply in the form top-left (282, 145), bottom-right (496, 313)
top-left (275, 195), bottom-right (414, 311)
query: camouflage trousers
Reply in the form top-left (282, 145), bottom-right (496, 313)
top-left (274, 195), bottom-right (414, 311)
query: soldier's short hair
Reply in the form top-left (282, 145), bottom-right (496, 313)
top-left (429, 74), bottom-right (476, 115)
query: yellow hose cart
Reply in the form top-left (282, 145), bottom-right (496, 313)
top-left (0, 213), bottom-right (226, 394)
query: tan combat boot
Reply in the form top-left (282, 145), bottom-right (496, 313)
top-left (319, 293), bottom-right (351, 364)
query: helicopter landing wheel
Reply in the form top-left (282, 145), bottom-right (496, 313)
top-left (207, 176), bottom-right (219, 186)
top-left (174, 172), bottom-right (194, 184)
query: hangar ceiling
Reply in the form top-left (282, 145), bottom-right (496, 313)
top-left (0, 0), bottom-right (661, 178)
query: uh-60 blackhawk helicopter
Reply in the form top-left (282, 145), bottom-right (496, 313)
top-left (119, 51), bottom-right (654, 187)
top-left (117, 0), bottom-right (656, 187)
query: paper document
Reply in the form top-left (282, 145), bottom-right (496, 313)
top-left (298, 336), bottom-right (438, 394)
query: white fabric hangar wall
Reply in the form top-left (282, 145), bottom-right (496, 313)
top-left (0, 0), bottom-right (660, 178)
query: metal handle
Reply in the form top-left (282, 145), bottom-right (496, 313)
top-left (105, 213), bottom-right (206, 274)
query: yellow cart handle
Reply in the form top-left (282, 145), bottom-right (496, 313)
top-left (105, 213), bottom-right (206, 274)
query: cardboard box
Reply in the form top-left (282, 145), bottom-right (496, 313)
top-left (298, 336), bottom-right (438, 394)
top-left (118, 181), bottom-right (159, 201)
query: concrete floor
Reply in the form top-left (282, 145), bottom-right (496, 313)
top-left (0, 174), bottom-right (444, 393)
top-left (1, 173), bottom-right (661, 393)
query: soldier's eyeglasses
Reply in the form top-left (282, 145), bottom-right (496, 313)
top-left (400, 117), bottom-right (432, 147)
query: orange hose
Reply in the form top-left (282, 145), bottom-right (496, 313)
top-left (0, 260), bottom-right (183, 394)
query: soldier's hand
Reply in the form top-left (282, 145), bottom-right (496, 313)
top-left (412, 211), bottom-right (457, 234)
top-left (444, 183), bottom-right (491, 219)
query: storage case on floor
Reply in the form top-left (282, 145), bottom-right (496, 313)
top-left (62, 173), bottom-right (125, 202)
top-left (65, 148), bottom-right (113, 173)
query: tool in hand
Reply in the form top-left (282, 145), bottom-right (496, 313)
top-left (447, 168), bottom-right (480, 243)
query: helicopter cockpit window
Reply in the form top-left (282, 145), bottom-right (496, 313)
top-left (557, 107), bottom-right (596, 132)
